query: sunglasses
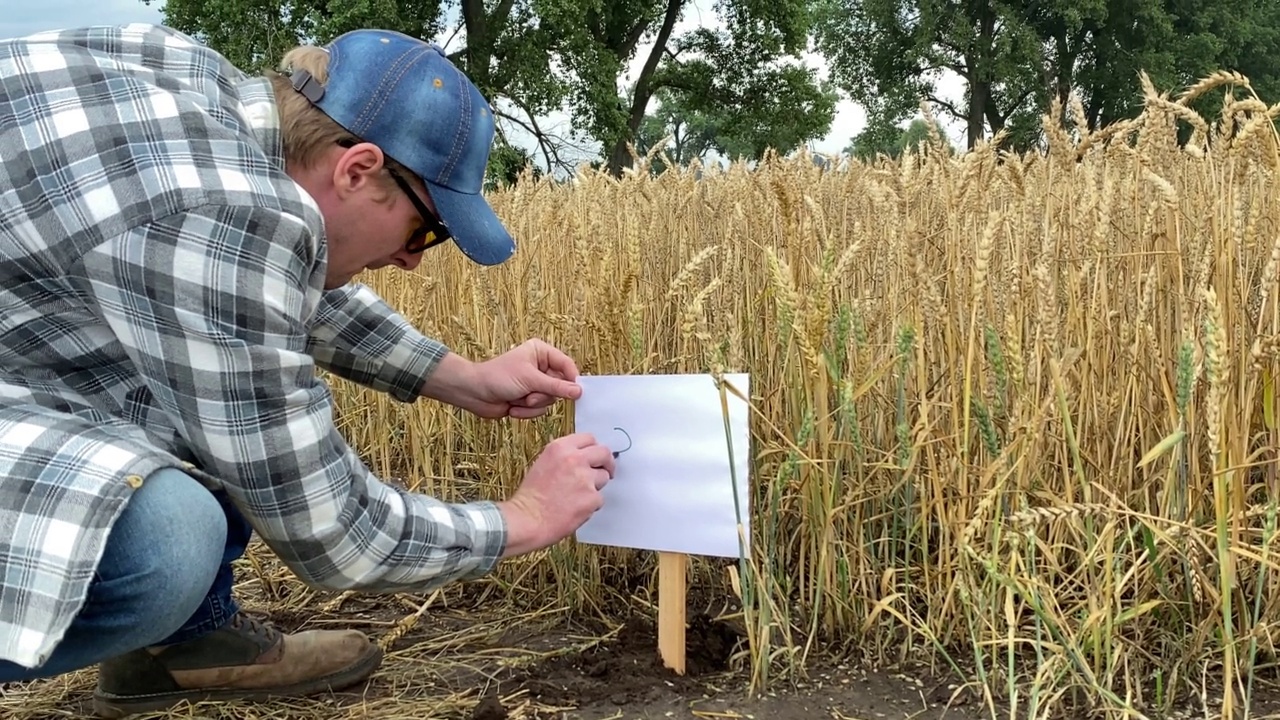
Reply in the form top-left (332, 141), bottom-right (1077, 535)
top-left (336, 138), bottom-right (452, 254)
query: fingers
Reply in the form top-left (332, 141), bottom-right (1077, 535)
top-left (508, 405), bottom-right (549, 420)
top-left (560, 432), bottom-right (602, 448)
top-left (525, 381), bottom-right (579, 403)
top-left (501, 389), bottom-right (573, 420)
top-left (581, 443), bottom-right (616, 476)
top-left (511, 365), bottom-right (579, 405)
top-left (554, 434), bottom-right (617, 475)
top-left (531, 339), bottom-right (580, 383)
top-left (541, 379), bottom-right (581, 401)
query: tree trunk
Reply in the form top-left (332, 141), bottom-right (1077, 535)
top-left (965, 1), bottom-right (997, 148)
top-left (606, 0), bottom-right (686, 175)
top-left (1053, 31), bottom-right (1074, 110)
top-left (967, 82), bottom-right (988, 148)
top-left (461, 0), bottom-right (516, 92)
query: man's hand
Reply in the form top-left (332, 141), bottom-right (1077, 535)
top-left (497, 433), bottom-right (616, 557)
top-left (421, 339), bottom-right (583, 420)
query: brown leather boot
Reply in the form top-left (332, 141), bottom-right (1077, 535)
top-left (91, 612), bottom-right (383, 718)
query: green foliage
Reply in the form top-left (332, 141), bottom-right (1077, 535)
top-left (145, 0), bottom-right (318, 72)
top-left (640, 26), bottom-right (839, 165)
top-left (634, 88), bottom-right (720, 169)
top-left (812, 0), bottom-right (1280, 150)
top-left (309, 0), bottom-right (446, 51)
top-left (147, 0), bottom-right (837, 177)
top-left (484, 136), bottom-right (542, 191)
top-left (1166, 0), bottom-right (1280, 120)
top-left (846, 117), bottom-right (950, 161)
top-left (532, 0), bottom-right (666, 157)
top-left (812, 0), bottom-right (1045, 149)
top-left (712, 0), bottom-right (812, 54)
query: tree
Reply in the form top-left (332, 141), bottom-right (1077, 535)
top-left (633, 52), bottom-right (840, 173)
top-left (147, 0), bottom-right (837, 177)
top-left (655, 25), bottom-right (839, 163)
top-left (484, 136), bottom-right (543, 190)
top-left (539, 0), bottom-right (837, 174)
top-left (1006, 0), bottom-right (1280, 146)
top-left (633, 87), bottom-right (721, 171)
top-left (845, 116), bottom-right (951, 161)
top-left (812, 0), bottom-right (1045, 150)
top-left (145, 0), bottom-right (570, 180)
top-left (810, 0), bottom-right (1280, 152)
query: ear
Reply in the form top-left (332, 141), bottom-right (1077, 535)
top-left (331, 142), bottom-right (386, 198)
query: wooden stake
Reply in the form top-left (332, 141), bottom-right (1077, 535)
top-left (657, 551), bottom-right (687, 674)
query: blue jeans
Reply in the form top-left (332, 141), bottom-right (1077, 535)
top-left (0, 467), bottom-right (249, 682)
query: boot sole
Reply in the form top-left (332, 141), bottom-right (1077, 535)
top-left (90, 643), bottom-right (384, 718)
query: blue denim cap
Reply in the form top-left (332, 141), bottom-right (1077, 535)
top-left (290, 29), bottom-right (515, 266)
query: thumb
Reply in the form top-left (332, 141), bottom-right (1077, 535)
top-left (530, 374), bottom-right (581, 400)
top-left (559, 379), bottom-right (583, 399)
top-left (515, 392), bottom-right (555, 408)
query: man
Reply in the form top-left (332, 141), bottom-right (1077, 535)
top-left (0, 22), bottom-right (616, 718)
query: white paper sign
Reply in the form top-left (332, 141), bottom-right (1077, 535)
top-left (572, 373), bottom-right (751, 558)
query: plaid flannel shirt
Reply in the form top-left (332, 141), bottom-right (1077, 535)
top-left (0, 23), bottom-right (507, 670)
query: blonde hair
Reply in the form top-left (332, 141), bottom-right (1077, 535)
top-left (267, 45), bottom-right (415, 201)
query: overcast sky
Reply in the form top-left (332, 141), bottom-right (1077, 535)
top-left (2, 0), bottom-right (966, 168)
top-left (1, 0), bottom-right (165, 43)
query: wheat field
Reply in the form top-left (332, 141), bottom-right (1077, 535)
top-left (321, 71), bottom-right (1280, 719)
top-left (8, 72), bottom-right (1280, 720)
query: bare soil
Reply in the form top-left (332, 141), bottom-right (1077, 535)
top-left (10, 574), bottom-right (1280, 720)
top-left (271, 588), bottom-right (991, 720)
top-left (463, 609), bottom-right (983, 720)
top-left (282, 587), bottom-right (1280, 720)
top-left (466, 609), bottom-right (973, 720)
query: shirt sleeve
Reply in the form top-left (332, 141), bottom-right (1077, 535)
top-left (306, 283), bottom-right (449, 403)
top-left (68, 201), bottom-right (507, 592)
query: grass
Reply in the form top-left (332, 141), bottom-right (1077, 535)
top-left (7, 70), bottom-right (1280, 719)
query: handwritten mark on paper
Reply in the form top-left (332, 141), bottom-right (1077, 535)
top-left (573, 373), bottom-right (751, 558)
top-left (611, 427), bottom-right (632, 458)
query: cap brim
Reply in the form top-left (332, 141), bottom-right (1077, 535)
top-left (426, 181), bottom-right (515, 266)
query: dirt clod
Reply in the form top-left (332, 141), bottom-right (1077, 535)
top-left (471, 690), bottom-right (508, 720)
